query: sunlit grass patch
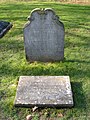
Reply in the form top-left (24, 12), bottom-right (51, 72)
top-left (0, 1), bottom-right (90, 120)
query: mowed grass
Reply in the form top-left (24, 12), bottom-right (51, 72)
top-left (0, 1), bottom-right (90, 120)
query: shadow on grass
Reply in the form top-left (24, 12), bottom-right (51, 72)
top-left (64, 59), bottom-right (90, 64)
top-left (0, 60), bottom-right (90, 78)
top-left (71, 82), bottom-right (86, 109)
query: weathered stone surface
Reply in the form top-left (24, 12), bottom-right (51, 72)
top-left (0, 21), bottom-right (12, 38)
top-left (24, 8), bottom-right (64, 62)
top-left (14, 76), bottom-right (73, 107)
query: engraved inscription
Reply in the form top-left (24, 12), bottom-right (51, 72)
top-left (15, 76), bottom-right (74, 107)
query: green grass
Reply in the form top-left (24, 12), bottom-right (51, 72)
top-left (0, 1), bottom-right (90, 120)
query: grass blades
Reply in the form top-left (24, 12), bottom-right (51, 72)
top-left (0, 1), bottom-right (90, 120)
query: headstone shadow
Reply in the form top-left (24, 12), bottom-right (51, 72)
top-left (64, 59), bottom-right (90, 64)
top-left (71, 82), bottom-right (86, 109)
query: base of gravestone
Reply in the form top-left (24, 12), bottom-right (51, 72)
top-left (14, 76), bottom-right (74, 108)
top-left (0, 21), bottom-right (13, 38)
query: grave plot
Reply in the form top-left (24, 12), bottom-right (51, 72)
top-left (15, 76), bottom-right (73, 108)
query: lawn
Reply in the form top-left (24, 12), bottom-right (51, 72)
top-left (0, 0), bottom-right (90, 120)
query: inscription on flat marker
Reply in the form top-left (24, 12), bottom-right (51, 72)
top-left (14, 76), bottom-right (73, 107)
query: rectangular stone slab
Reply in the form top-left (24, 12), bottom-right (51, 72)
top-left (14, 76), bottom-right (73, 107)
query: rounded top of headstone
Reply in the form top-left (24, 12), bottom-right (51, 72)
top-left (25, 8), bottom-right (64, 30)
top-left (28, 8), bottom-right (56, 21)
top-left (30, 8), bottom-right (55, 15)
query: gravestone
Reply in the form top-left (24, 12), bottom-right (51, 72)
top-left (0, 21), bottom-right (12, 38)
top-left (24, 8), bottom-right (64, 62)
top-left (14, 76), bottom-right (73, 107)
top-left (14, 8), bottom-right (73, 108)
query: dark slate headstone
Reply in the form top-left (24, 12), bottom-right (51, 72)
top-left (0, 21), bottom-right (12, 38)
top-left (24, 8), bottom-right (64, 62)
top-left (14, 76), bottom-right (73, 108)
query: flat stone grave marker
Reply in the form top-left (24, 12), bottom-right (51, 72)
top-left (14, 76), bottom-right (73, 107)
top-left (0, 21), bottom-right (12, 38)
top-left (24, 8), bottom-right (64, 62)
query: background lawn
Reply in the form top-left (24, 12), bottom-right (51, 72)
top-left (0, 0), bottom-right (90, 120)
